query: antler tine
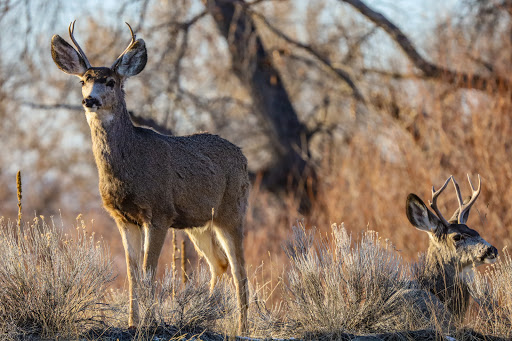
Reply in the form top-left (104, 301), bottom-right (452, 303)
top-left (451, 176), bottom-right (464, 212)
top-left (428, 176), bottom-right (452, 227)
top-left (68, 20), bottom-right (91, 69)
top-left (111, 22), bottom-right (137, 69)
top-left (457, 174), bottom-right (482, 224)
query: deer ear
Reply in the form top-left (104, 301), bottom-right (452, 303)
top-left (406, 193), bottom-right (444, 233)
top-left (113, 39), bottom-right (147, 78)
top-left (51, 35), bottom-right (87, 76)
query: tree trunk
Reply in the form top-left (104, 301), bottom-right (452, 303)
top-left (205, 0), bottom-right (316, 212)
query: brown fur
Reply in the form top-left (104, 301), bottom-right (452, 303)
top-left (51, 24), bottom-right (249, 333)
top-left (405, 179), bottom-right (498, 324)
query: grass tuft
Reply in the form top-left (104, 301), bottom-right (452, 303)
top-left (469, 247), bottom-right (512, 338)
top-left (0, 216), bottom-right (114, 338)
top-left (282, 222), bottom-right (418, 336)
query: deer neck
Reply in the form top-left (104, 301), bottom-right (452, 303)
top-left (423, 243), bottom-right (471, 317)
top-left (85, 102), bottom-right (135, 179)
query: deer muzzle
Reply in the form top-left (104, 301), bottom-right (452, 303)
top-left (83, 96), bottom-right (101, 109)
top-left (481, 246), bottom-right (498, 263)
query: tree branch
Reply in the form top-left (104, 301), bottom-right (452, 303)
top-left (205, 0), bottom-right (317, 212)
top-left (251, 10), bottom-right (366, 102)
top-left (128, 112), bottom-right (174, 136)
top-left (21, 102), bottom-right (82, 111)
top-left (340, 0), bottom-right (512, 92)
top-left (21, 102), bottom-right (173, 135)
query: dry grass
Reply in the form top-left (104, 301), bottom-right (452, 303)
top-left (469, 248), bottom-right (512, 338)
top-left (0, 216), bottom-right (114, 339)
top-left (128, 268), bottom-right (236, 330)
top-left (0, 211), bottom-right (512, 340)
top-left (279, 222), bottom-right (446, 338)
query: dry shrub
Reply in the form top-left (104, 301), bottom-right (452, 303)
top-left (469, 247), bottom-right (512, 338)
top-left (0, 216), bottom-right (114, 338)
top-left (280, 222), bottom-right (442, 337)
top-left (109, 266), bottom-right (238, 337)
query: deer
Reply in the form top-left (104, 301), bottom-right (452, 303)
top-left (402, 175), bottom-right (498, 326)
top-left (50, 21), bottom-right (249, 333)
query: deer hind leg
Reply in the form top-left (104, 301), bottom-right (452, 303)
top-left (117, 221), bottom-right (143, 328)
top-left (212, 223), bottom-right (248, 334)
top-left (185, 226), bottom-right (229, 291)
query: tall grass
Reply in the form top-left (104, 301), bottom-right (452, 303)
top-left (130, 267), bottom-right (236, 331)
top-left (0, 208), bottom-right (511, 339)
top-left (469, 247), bottom-right (512, 338)
top-left (0, 216), bottom-right (114, 338)
top-left (281, 222), bottom-right (432, 337)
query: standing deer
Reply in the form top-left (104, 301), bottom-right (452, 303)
top-left (50, 21), bottom-right (249, 332)
top-left (404, 175), bottom-right (498, 322)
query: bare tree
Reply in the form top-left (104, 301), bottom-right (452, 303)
top-left (204, 0), bottom-right (317, 212)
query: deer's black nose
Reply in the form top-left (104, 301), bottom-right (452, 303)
top-left (484, 246), bottom-right (498, 259)
top-left (83, 96), bottom-right (101, 108)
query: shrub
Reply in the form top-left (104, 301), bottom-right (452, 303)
top-left (0, 216), bottom-right (114, 338)
top-left (469, 247), bottom-right (512, 338)
top-left (108, 265), bottom-right (238, 338)
top-left (282, 222), bottom-right (419, 336)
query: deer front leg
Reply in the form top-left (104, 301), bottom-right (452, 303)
top-left (117, 221), bottom-right (143, 328)
top-left (137, 224), bottom-right (167, 323)
top-left (142, 224), bottom-right (167, 280)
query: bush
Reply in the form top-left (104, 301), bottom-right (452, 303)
top-left (469, 247), bottom-right (512, 338)
top-left (107, 265), bottom-right (238, 339)
top-left (282, 222), bottom-right (420, 336)
top-left (0, 216), bottom-right (114, 338)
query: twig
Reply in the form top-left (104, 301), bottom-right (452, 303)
top-left (340, 0), bottom-right (512, 92)
top-left (181, 239), bottom-right (187, 284)
top-left (251, 10), bottom-right (366, 102)
top-left (16, 171), bottom-right (22, 230)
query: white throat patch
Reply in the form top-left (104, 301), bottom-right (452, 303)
top-left (86, 110), bottom-right (114, 126)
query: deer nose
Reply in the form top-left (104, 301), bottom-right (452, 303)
top-left (83, 96), bottom-right (101, 108)
top-left (486, 246), bottom-right (498, 259)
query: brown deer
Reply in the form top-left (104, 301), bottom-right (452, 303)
top-left (405, 175), bottom-right (498, 322)
top-left (50, 21), bottom-right (249, 332)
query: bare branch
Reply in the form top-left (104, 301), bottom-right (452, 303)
top-left (21, 102), bottom-right (173, 136)
top-left (251, 10), bottom-right (366, 102)
top-left (360, 68), bottom-right (417, 79)
top-left (147, 10), bottom-right (208, 31)
top-left (21, 102), bottom-right (82, 111)
top-left (340, 0), bottom-right (512, 93)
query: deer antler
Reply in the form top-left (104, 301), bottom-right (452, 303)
top-left (111, 22), bottom-right (137, 69)
top-left (428, 176), bottom-right (452, 227)
top-left (451, 174), bottom-right (481, 224)
top-left (68, 20), bottom-right (92, 69)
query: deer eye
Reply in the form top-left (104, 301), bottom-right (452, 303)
top-left (79, 80), bottom-right (85, 86)
top-left (452, 234), bottom-right (464, 242)
top-left (106, 79), bottom-right (115, 88)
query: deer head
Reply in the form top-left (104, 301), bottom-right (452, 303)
top-left (51, 21), bottom-right (147, 115)
top-left (406, 175), bottom-right (498, 271)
